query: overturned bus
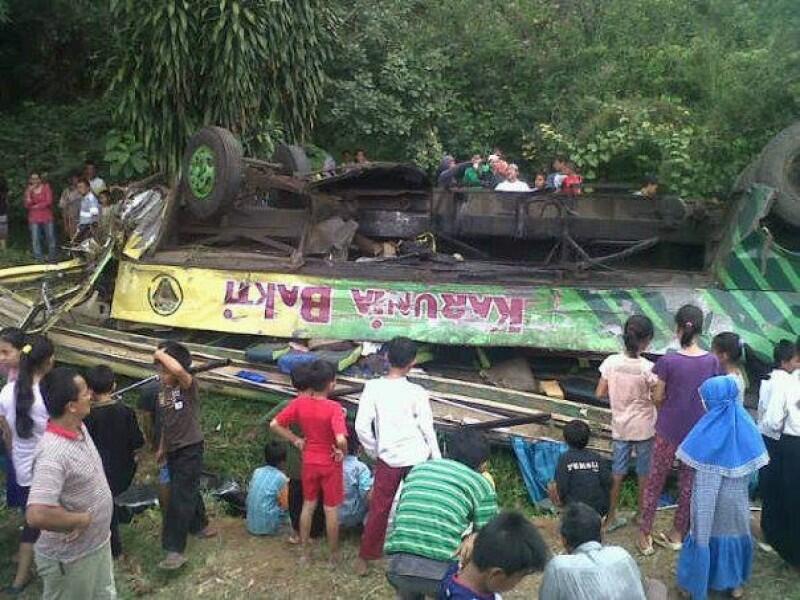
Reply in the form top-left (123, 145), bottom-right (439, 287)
top-left (0, 124), bottom-right (798, 447)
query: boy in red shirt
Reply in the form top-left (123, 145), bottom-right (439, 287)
top-left (270, 360), bottom-right (347, 563)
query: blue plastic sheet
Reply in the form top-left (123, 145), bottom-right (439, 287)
top-left (511, 437), bottom-right (567, 504)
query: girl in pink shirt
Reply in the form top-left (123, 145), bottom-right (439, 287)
top-left (596, 315), bottom-right (658, 532)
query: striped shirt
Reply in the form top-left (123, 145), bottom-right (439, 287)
top-left (384, 459), bottom-right (498, 562)
top-left (27, 422), bottom-right (113, 563)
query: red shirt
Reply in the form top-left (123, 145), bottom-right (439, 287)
top-left (561, 174), bottom-right (583, 196)
top-left (275, 395), bottom-right (347, 466)
top-left (25, 184), bottom-right (54, 224)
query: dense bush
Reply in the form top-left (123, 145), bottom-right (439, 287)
top-left (0, 99), bottom-right (112, 237)
top-left (315, 0), bottom-right (800, 196)
top-left (0, 0), bottom-right (798, 199)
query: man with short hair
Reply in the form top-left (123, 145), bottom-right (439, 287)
top-left (495, 164), bottom-right (531, 192)
top-left (546, 156), bottom-right (567, 190)
top-left (462, 155), bottom-right (489, 187)
top-left (440, 511), bottom-right (551, 599)
top-left (26, 366), bottom-right (117, 599)
top-left (539, 503), bottom-right (666, 600)
top-left (75, 178), bottom-right (100, 242)
top-left (384, 429), bottom-right (499, 599)
top-left (634, 175), bottom-right (659, 200)
top-left (354, 337), bottom-right (441, 575)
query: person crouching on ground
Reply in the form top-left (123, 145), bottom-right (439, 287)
top-left (84, 365), bottom-right (145, 559)
top-left (339, 432), bottom-right (374, 530)
top-left (384, 429), bottom-right (499, 599)
top-left (154, 341), bottom-right (216, 570)
top-left (270, 359), bottom-right (348, 564)
top-left (438, 511), bottom-right (550, 600)
top-left (354, 337), bottom-right (441, 576)
top-left (246, 442), bottom-right (290, 536)
top-left (27, 367), bottom-right (117, 599)
top-left (539, 502), bottom-right (664, 600)
top-left (551, 419), bottom-right (612, 518)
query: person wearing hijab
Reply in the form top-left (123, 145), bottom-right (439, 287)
top-left (675, 375), bottom-right (769, 599)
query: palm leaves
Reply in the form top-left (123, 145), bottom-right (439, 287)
top-left (109, 0), bottom-right (335, 174)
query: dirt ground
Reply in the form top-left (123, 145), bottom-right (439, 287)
top-left (4, 501), bottom-right (799, 599)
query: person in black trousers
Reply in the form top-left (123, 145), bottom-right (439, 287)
top-left (153, 342), bottom-right (216, 570)
top-left (84, 366), bottom-right (144, 559)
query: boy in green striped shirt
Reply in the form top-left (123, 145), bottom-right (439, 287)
top-left (385, 429), bottom-right (499, 598)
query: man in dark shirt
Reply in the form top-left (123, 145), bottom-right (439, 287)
top-left (554, 420), bottom-right (612, 517)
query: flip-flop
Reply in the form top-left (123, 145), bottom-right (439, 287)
top-left (4, 582), bottom-right (30, 596)
top-left (653, 531), bottom-right (682, 551)
top-left (194, 527), bottom-right (218, 539)
top-left (637, 535), bottom-right (655, 557)
top-left (606, 516), bottom-right (628, 533)
top-left (757, 542), bottom-right (775, 554)
top-left (158, 554), bottom-right (188, 570)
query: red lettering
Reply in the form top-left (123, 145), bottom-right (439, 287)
top-left (224, 281), bottom-right (251, 304)
top-left (301, 287), bottom-right (332, 323)
top-left (493, 297), bottom-right (525, 332)
top-left (277, 285), bottom-right (299, 307)
top-left (467, 294), bottom-right (493, 319)
top-left (414, 293), bottom-right (438, 319)
top-left (386, 292), bottom-right (413, 317)
top-left (441, 293), bottom-right (467, 320)
top-left (257, 282), bottom-right (275, 319)
top-left (351, 289), bottom-right (384, 315)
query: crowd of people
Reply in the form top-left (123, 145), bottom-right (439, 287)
top-left (436, 153), bottom-right (586, 196)
top-left (0, 160), bottom-right (113, 262)
top-left (0, 307), bottom-right (798, 598)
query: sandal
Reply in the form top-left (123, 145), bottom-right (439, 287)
top-left (158, 552), bottom-right (188, 570)
top-left (731, 588), bottom-right (744, 599)
top-left (637, 535), bottom-right (655, 556)
top-left (4, 583), bottom-right (30, 596)
top-left (757, 542), bottom-right (775, 554)
top-left (653, 531), bottom-right (682, 551)
top-left (605, 516), bottom-right (628, 533)
top-left (194, 527), bottom-right (218, 539)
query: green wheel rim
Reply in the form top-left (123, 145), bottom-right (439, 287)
top-left (188, 146), bottom-right (216, 200)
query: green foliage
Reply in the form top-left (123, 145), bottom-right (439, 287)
top-left (103, 131), bottom-right (150, 181)
top-left (0, 99), bottom-right (112, 234)
top-left (524, 101), bottom-right (711, 197)
top-left (319, 0), bottom-right (800, 193)
top-left (108, 0), bottom-right (337, 175)
top-left (0, 0), bottom-right (110, 107)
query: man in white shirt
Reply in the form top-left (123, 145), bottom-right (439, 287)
top-left (495, 164), bottom-right (531, 192)
top-left (354, 337), bottom-right (440, 576)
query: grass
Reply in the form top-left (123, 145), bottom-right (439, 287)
top-left (3, 387), bottom-right (800, 598)
top-left (0, 244), bottom-right (34, 267)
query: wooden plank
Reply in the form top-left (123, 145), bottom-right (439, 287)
top-left (407, 373), bottom-right (612, 426)
top-left (52, 323), bottom-right (610, 432)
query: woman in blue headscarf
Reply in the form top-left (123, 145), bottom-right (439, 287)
top-left (675, 375), bottom-right (769, 599)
